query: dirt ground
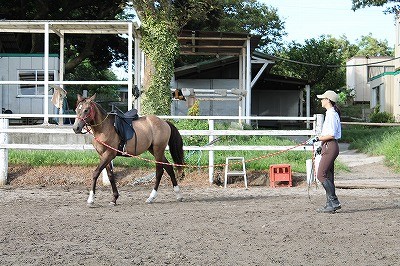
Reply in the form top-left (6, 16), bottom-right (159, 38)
top-left (1, 146), bottom-right (400, 265)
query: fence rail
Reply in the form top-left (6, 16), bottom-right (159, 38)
top-left (0, 115), bottom-right (321, 185)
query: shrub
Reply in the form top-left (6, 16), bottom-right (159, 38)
top-left (369, 106), bottom-right (395, 123)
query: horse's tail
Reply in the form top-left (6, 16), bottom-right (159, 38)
top-left (166, 121), bottom-right (185, 176)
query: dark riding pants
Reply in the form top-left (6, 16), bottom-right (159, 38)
top-left (317, 139), bottom-right (339, 184)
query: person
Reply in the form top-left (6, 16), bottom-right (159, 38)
top-left (306, 90), bottom-right (342, 213)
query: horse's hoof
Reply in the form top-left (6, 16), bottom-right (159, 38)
top-left (109, 202), bottom-right (117, 206)
top-left (177, 197), bottom-right (183, 202)
top-left (146, 197), bottom-right (155, 204)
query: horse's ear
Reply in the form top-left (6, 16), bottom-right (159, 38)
top-left (89, 93), bottom-right (96, 102)
top-left (77, 94), bottom-right (83, 102)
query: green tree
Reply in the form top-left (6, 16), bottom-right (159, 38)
top-left (131, 0), bottom-right (213, 115)
top-left (272, 35), bottom-right (351, 113)
top-left (355, 33), bottom-right (394, 56)
top-left (0, 0), bottom-right (130, 74)
top-left (216, 0), bottom-right (286, 53)
top-left (351, 0), bottom-right (400, 14)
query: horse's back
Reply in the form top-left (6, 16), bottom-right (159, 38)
top-left (130, 115), bottom-right (171, 150)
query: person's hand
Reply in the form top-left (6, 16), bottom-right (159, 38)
top-left (305, 136), bottom-right (319, 145)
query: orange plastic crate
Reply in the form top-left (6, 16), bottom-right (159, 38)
top-left (269, 164), bottom-right (292, 188)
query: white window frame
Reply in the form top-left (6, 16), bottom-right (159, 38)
top-left (18, 70), bottom-right (56, 97)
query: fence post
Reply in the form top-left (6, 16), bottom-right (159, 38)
top-left (0, 118), bottom-right (9, 186)
top-left (208, 119), bottom-right (214, 185)
top-left (315, 114), bottom-right (324, 135)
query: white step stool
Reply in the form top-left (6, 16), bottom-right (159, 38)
top-left (224, 157), bottom-right (247, 188)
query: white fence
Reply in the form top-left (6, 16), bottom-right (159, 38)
top-left (0, 115), bottom-right (322, 185)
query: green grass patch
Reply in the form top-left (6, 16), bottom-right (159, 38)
top-left (341, 124), bottom-right (400, 172)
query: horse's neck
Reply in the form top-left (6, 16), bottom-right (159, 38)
top-left (90, 107), bottom-right (114, 135)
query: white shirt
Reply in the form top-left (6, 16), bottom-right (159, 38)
top-left (321, 107), bottom-right (341, 140)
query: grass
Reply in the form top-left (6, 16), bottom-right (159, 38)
top-left (9, 134), bottom-right (314, 174)
top-left (341, 124), bottom-right (400, 172)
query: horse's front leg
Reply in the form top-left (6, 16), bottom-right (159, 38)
top-left (87, 160), bottom-right (109, 205)
top-left (106, 162), bottom-right (119, 205)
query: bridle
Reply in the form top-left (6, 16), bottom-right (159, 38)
top-left (76, 101), bottom-right (109, 128)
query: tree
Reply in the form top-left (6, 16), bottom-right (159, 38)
top-left (183, 0), bottom-right (286, 53)
top-left (272, 36), bottom-right (352, 113)
top-left (0, 0), bottom-right (130, 74)
top-left (131, 0), bottom-right (213, 115)
top-left (351, 0), bottom-right (400, 14)
top-left (355, 33), bottom-right (394, 56)
top-left (215, 0), bottom-right (286, 53)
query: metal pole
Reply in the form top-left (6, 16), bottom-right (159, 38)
top-left (208, 119), bottom-right (214, 185)
top-left (59, 31), bottom-right (65, 125)
top-left (245, 38), bottom-right (251, 124)
top-left (306, 85), bottom-right (311, 129)
top-left (0, 118), bottom-right (9, 186)
top-left (44, 22), bottom-right (49, 124)
top-left (128, 22), bottom-right (133, 111)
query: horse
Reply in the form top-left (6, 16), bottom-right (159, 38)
top-left (72, 94), bottom-right (185, 205)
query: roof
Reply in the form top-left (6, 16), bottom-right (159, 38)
top-left (174, 51), bottom-right (275, 78)
top-left (0, 20), bottom-right (138, 35)
top-left (178, 30), bottom-right (261, 56)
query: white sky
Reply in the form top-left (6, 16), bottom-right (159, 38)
top-left (260, 0), bottom-right (397, 46)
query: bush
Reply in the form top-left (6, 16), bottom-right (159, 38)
top-left (369, 107), bottom-right (395, 123)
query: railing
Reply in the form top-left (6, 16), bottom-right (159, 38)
top-left (0, 115), bottom-right (322, 185)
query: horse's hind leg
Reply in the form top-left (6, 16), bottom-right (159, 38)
top-left (146, 161), bottom-right (163, 203)
top-left (163, 162), bottom-right (183, 202)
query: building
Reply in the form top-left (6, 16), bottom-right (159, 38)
top-left (0, 53), bottom-right (60, 123)
top-left (346, 56), bottom-right (394, 103)
top-left (355, 17), bottom-right (400, 121)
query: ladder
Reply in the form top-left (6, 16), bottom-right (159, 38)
top-left (224, 157), bottom-right (247, 189)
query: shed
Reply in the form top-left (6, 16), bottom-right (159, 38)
top-left (172, 51), bottom-right (309, 126)
top-left (0, 53), bottom-right (60, 123)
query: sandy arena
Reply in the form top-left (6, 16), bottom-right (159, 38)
top-left (1, 145), bottom-right (400, 265)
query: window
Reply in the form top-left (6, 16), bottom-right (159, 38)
top-left (18, 70), bottom-right (55, 96)
top-left (367, 66), bottom-right (395, 81)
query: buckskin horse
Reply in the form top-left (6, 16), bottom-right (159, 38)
top-left (72, 94), bottom-right (185, 205)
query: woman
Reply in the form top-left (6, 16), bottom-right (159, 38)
top-left (307, 90), bottom-right (341, 213)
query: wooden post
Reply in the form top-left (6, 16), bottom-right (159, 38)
top-left (0, 118), bottom-right (9, 186)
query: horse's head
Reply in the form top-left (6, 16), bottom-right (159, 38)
top-left (72, 94), bottom-right (96, 134)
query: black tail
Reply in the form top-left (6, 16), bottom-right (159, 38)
top-left (166, 121), bottom-right (185, 173)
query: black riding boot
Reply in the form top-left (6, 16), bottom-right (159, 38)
top-left (327, 179), bottom-right (341, 210)
top-left (317, 179), bottom-right (341, 213)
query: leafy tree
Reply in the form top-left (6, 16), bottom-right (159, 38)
top-left (0, 0), bottom-right (130, 74)
top-left (355, 33), bottom-right (394, 56)
top-left (216, 0), bottom-right (286, 53)
top-left (131, 0), bottom-right (213, 115)
top-left (351, 0), bottom-right (400, 14)
top-left (272, 36), bottom-right (351, 113)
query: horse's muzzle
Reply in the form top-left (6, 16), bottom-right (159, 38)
top-left (72, 120), bottom-right (85, 134)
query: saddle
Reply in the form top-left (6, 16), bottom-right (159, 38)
top-left (112, 108), bottom-right (139, 155)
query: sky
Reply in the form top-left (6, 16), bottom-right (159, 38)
top-left (260, 0), bottom-right (397, 46)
